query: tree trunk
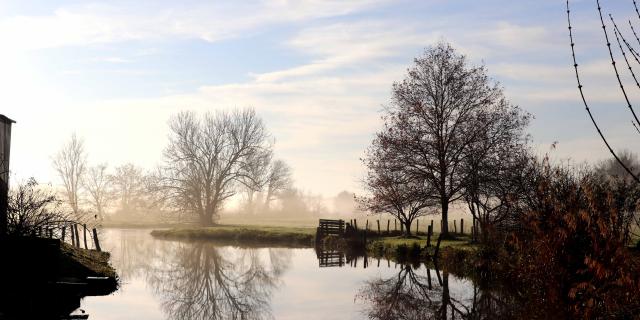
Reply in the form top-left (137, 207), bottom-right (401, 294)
top-left (441, 198), bottom-right (449, 236)
top-left (404, 220), bottom-right (412, 237)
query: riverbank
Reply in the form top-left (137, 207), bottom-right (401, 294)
top-left (367, 234), bottom-right (478, 260)
top-left (150, 224), bottom-right (477, 263)
top-left (150, 225), bottom-right (316, 246)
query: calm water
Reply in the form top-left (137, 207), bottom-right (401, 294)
top-left (80, 229), bottom-right (477, 320)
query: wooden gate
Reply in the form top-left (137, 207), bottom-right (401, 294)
top-left (316, 219), bottom-right (345, 240)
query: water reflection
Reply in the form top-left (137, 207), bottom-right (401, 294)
top-left (99, 230), bottom-right (292, 320)
top-left (147, 242), bottom-right (288, 320)
top-left (88, 230), bottom-right (483, 320)
top-left (357, 261), bottom-right (523, 319)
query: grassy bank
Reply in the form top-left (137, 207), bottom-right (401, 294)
top-left (367, 234), bottom-right (478, 261)
top-left (151, 225), bottom-right (316, 247)
top-left (60, 243), bottom-right (118, 279)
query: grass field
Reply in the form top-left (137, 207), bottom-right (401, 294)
top-left (150, 224), bottom-right (317, 246)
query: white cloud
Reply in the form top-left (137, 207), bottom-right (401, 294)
top-left (0, 0), bottom-right (393, 52)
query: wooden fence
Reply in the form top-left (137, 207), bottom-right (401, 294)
top-left (32, 222), bottom-right (102, 252)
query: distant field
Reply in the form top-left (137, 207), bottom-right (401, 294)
top-left (150, 224), bottom-right (316, 247)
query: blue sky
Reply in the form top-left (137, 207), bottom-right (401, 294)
top-left (1, 0), bottom-right (639, 197)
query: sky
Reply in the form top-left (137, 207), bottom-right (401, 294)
top-left (1, 0), bottom-right (640, 198)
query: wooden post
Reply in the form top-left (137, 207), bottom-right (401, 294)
top-left (400, 222), bottom-right (403, 233)
top-left (416, 220), bottom-right (419, 235)
top-left (92, 228), bottom-right (101, 252)
top-left (454, 220), bottom-right (457, 234)
top-left (434, 233), bottom-right (444, 261)
top-left (377, 220), bottom-right (380, 234)
top-left (70, 225), bottom-right (76, 247)
top-left (386, 220), bottom-right (390, 234)
top-left (365, 220), bottom-right (369, 231)
top-left (61, 226), bottom-right (66, 242)
top-left (427, 225), bottom-right (433, 247)
top-left (83, 224), bottom-right (88, 249)
top-left (74, 224), bottom-right (80, 248)
top-left (461, 219), bottom-right (464, 235)
top-left (354, 219), bottom-right (358, 231)
top-left (394, 219), bottom-right (397, 231)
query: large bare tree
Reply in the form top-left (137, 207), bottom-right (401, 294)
top-left (161, 109), bottom-right (271, 226)
top-left (52, 134), bottom-right (86, 219)
top-left (376, 42), bottom-right (509, 236)
top-left (82, 163), bottom-right (112, 221)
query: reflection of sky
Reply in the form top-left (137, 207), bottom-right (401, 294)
top-left (81, 229), bottom-right (474, 320)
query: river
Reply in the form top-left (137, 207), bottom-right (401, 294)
top-left (79, 228), bottom-right (481, 320)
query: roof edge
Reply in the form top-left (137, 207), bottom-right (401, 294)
top-left (0, 114), bottom-right (16, 124)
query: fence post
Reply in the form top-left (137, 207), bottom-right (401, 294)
top-left (386, 220), bottom-right (390, 234)
top-left (377, 220), bottom-right (380, 234)
top-left (427, 225), bottom-right (432, 247)
top-left (83, 224), bottom-right (88, 249)
top-left (454, 220), bottom-right (457, 234)
top-left (394, 220), bottom-right (397, 232)
top-left (70, 225), bottom-right (75, 246)
top-left (354, 219), bottom-right (358, 231)
top-left (74, 224), bottom-right (80, 248)
top-left (61, 226), bottom-right (66, 242)
top-left (365, 220), bottom-right (369, 231)
top-left (92, 228), bottom-right (101, 252)
top-left (416, 220), bottom-right (419, 235)
top-left (461, 219), bottom-right (464, 235)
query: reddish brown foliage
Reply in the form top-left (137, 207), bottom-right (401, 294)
top-left (506, 170), bottom-right (640, 319)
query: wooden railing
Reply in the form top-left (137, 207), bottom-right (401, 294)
top-left (33, 222), bottom-right (102, 252)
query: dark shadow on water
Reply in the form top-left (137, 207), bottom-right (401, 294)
top-left (0, 237), bottom-right (118, 320)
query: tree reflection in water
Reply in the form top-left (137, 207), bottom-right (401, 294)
top-left (358, 263), bottom-right (519, 320)
top-left (146, 242), bottom-right (291, 320)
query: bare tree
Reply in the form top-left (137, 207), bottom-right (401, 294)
top-left (358, 133), bottom-right (435, 236)
top-left (375, 42), bottom-right (507, 236)
top-left (239, 149), bottom-right (272, 214)
top-left (82, 163), bottom-right (112, 221)
top-left (160, 109), bottom-right (271, 226)
top-left (263, 159), bottom-right (293, 210)
top-left (461, 103), bottom-right (531, 242)
top-left (110, 163), bottom-right (146, 214)
top-left (7, 178), bottom-right (73, 237)
top-left (52, 134), bottom-right (86, 219)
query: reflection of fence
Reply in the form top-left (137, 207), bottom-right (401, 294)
top-left (33, 222), bottom-right (102, 252)
top-left (317, 250), bottom-right (345, 267)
